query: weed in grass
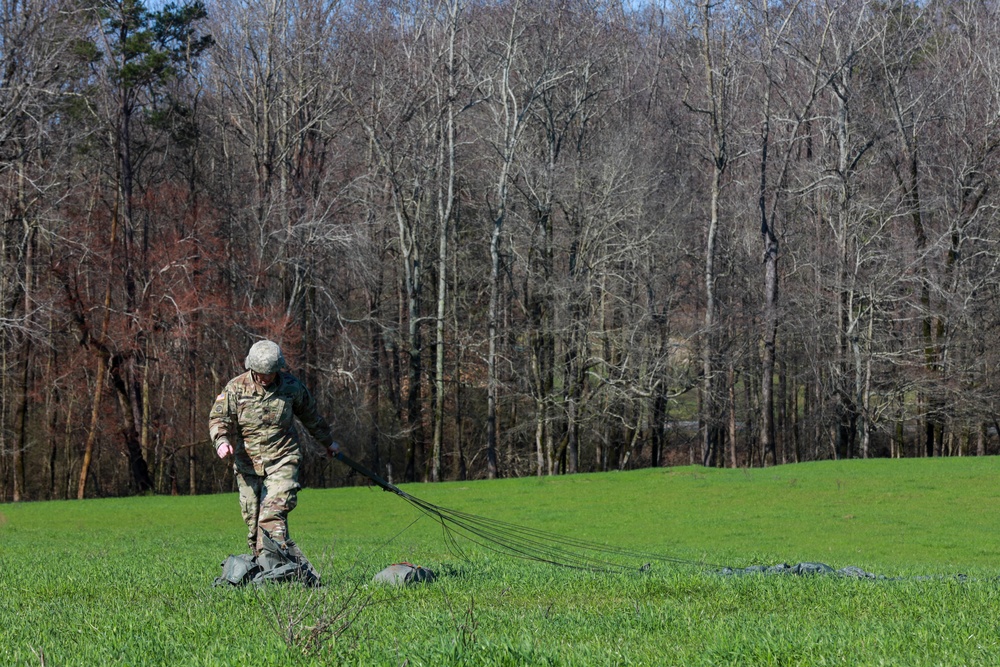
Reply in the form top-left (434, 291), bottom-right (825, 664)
top-left (255, 575), bottom-right (372, 656)
top-left (442, 590), bottom-right (479, 653)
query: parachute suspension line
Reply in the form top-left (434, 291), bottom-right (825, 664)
top-left (374, 513), bottom-right (425, 553)
top-left (411, 496), bottom-right (716, 570)
top-left (335, 453), bottom-right (715, 573)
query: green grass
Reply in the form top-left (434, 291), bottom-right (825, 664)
top-left (3, 457), bottom-right (1000, 665)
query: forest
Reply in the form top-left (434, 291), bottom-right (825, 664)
top-left (2, 0), bottom-right (1000, 501)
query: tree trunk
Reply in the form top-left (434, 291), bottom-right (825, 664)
top-left (778, 358), bottom-right (787, 464)
top-left (728, 363), bottom-right (738, 468)
top-left (13, 343), bottom-right (29, 501)
top-left (566, 392), bottom-right (579, 474)
top-left (366, 290), bottom-right (383, 476)
top-left (78, 356), bottom-right (107, 500)
top-left (698, 0), bottom-right (725, 468)
top-left (486, 213), bottom-right (501, 479)
top-left (10, 165), bottom-right (34, 501)
top-left (78, 198), bottom-right (119, 500)
top-left (701, 164), bottom-right (720, 468)
top-left (431, 6), bottom-right (458, 482)
top-left (759, 110), bottom-right (778, 467)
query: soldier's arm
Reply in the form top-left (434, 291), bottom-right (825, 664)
top-left (209, 386), bottom-right (236, 458)
top-left (293, 383), bottom-right (335, 449)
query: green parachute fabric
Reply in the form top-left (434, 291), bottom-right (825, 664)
top-left (719, 562), bottom-right (882, 578)
top-left (213, 531), bottom-right (320, 587)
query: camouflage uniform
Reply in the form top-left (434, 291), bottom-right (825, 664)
top-left (209, 370), bottom-right (334, 555)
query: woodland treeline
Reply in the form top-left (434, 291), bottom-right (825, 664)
top-left (3, 0), bottom-right (1000, 501)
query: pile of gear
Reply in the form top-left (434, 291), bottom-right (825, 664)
top-left (214, 531), bottom-right (321, 588)
top-left (213, 529), bottom-right (438, 588)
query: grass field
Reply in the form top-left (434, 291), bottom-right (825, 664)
top-left (3, 456), bottom-right (1000, 666)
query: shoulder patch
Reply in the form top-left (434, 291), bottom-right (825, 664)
top-left (215, 392), bottom-right (226, 402)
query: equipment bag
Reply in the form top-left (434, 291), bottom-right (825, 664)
top-left (372, 562), bottom-right (436, 585)
top-left (251, 561), bottom-right (310, 585)
top-left (213, 554), bottom-right (262, 587)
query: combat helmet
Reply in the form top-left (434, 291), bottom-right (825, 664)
top-left (245, 340), bottom-right (285, 373)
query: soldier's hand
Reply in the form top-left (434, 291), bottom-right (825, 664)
top-left (216, 439), bottom-right (234, 459)
top-left (327, 441), bottom-right (341, 459)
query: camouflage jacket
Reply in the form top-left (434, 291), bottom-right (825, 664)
top-left (209, 370), bottom-right (334, 475)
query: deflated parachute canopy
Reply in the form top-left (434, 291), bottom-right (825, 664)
top-left (719, 561), bottom-right (882, 579)
top-left (213, 531), bottom-right (320, 587)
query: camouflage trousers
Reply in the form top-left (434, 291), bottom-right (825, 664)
top-left (236, 453), bottom-right (301, 556)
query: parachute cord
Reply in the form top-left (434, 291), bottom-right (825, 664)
top-left (334, 453), bottom-right (720, 573)
top-left (373, 513), bottom-right (425, 553)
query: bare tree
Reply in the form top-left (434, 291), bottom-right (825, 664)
top-left (71, 0), bottom-right (212, 498)
top-left (430, 0), bottom-right (462, 482)
top-left (672, 0), bottom-right (751, 466)
top-left (742, 0), bottom-right (841, 465)
top-left (0, 0), bottom-right (88, 500)
top-left (473, 0), bottom-right (570, 478)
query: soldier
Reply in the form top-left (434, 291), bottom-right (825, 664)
top-left (209, 339), bottom-right (340, 557)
